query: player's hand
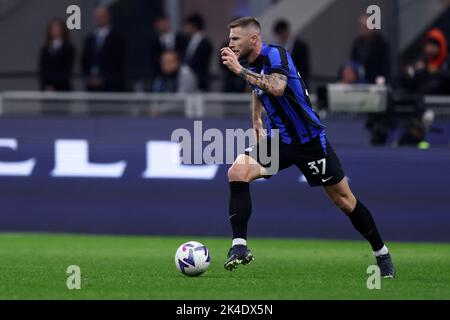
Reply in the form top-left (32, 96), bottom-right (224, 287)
top-left (221, 47), bottom-right (243, 75)
top-left (253, 119), bottom-right (266, 142)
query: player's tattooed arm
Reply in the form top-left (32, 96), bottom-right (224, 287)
top-left (239, 69), bottom-right (287, 97)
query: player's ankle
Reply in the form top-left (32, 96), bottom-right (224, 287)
top-left (373, 245), bottom-right (389, 257)
top-left (232, 238), bottom-right (247, 247)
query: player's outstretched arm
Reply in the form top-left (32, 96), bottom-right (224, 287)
top-left (221, 47), bottom-right (287, 97)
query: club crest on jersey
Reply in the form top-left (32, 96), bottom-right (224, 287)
top-left (254, 69), bottom-right (265, 97)
top-left (254, 88), bottom-right (264, 97)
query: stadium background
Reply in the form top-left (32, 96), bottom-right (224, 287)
top-left (0, 0), bottom-right (449, 300)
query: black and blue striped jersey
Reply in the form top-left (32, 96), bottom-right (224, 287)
top-left (248, 43), bottom-right (325, 145)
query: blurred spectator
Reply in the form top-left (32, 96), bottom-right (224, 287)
top-left (402, 28), bottom-right (450, 95)
top-left (365, 111), bottom-right (396, 146)
top-left (397, 118), bottom-right (426, 146)
top-left (351, 15), bottom-right (390, 84)
top-left (182, 14), bottom-right (213, 91)
top-left (153, 15), bottom-right (188, 60)
top-left (152, 50), bottom-right (197, 93)
top-left (337, 61), bottom-right (365, 84)
top-left (82, 6), bottom-right (126, 92)
top-left (150, 14), bottom-right (188, 90)
top-left (39, 18), bottom-right (75, 91)
top-left (316, 61), bottom-right (365, 116)
top-left (273, 19), bottom-right (311, 85)
top-left (153, 51), bottom-right (180, 93)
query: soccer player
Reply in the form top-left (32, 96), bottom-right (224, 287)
top-left (221, 17), bottom-right (395, 278)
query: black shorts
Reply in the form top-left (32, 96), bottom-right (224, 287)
top-left (244, 133), bottom-right (345, 187)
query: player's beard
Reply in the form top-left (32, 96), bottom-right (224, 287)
top-left (238, 47), bottom-right (252, 62)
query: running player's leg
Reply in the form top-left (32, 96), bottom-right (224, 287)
top-left (224, 154), bottom-right (265, 270)
top-left (227, 154), bottom-right (265, 243)
top-left (323, 178), bottom-right (384, 251)
top-left (225, 135), bottom-right (293, 271)
top-left (323, 178), bottom-right (395, 277)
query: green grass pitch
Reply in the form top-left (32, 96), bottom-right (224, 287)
top-left (0, 233), bottom-right (449, 300)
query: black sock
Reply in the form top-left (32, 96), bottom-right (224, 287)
top-left (348, 200), bottom-right (384, 251)
top-left (229, 182), bottom-right (252, 240)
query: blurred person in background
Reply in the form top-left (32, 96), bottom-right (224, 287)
top-left (82, 6), bottom-right (126, 92)
top-left (351, 14), bottom-right (390, 84)
top-left (351, 14), bottom-right (392, 145)
top-left (395, 28), bottom-right (449, 147)
top-left (315, 61), bottom-right (365, 118)
top-left (182, 14), bottom-right (213, 92)
top-left (397, 118), bottom-right (426, 146)
top-left (402, 28), bottom-right (450, 95)
top-left (272, 19), bottom-right (310, 86)
top-left (337, 61), bottom-right (365, 84)
top-left (152, 14), bottom-right (188, 62)
top-left (39, 18), bottom-right (75, 91)
top-left (150, 14), bottom-right (188, 90)
top-left (152, 50), bottom-right (197, 93)
top-left (150, 50), bottom-right (197, 117)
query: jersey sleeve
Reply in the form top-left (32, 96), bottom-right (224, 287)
top-left (267, 46), bottom-right (290, 76)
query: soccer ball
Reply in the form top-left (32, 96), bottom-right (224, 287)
top-left (175, 241), bottom-right (211, 277)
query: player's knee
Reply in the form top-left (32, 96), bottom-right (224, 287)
top-left (332, 195), bottom-right (355, 214)
top-left (228, 165), bottom-right (251, 182)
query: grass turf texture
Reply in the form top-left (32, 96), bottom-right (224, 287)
top-left (0, 233), bottom-right (449, 300)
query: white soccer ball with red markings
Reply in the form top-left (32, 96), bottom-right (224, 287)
top-left (175, 241), bottom-right (211, 276)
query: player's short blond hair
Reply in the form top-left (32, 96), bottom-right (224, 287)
top-left (228, 17), bottom-right (261, 31)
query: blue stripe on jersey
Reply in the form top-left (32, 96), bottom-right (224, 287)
top-left (279, 95), bottom-right (313, 139)
top-left (319, 130), bottom-right (327, 155)
top-left (258, 93), bottom-right (294, 144)
top-left (249, 43), bottom-right (325, 144)
top-left (265, 113), bottom-right (292, 144)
